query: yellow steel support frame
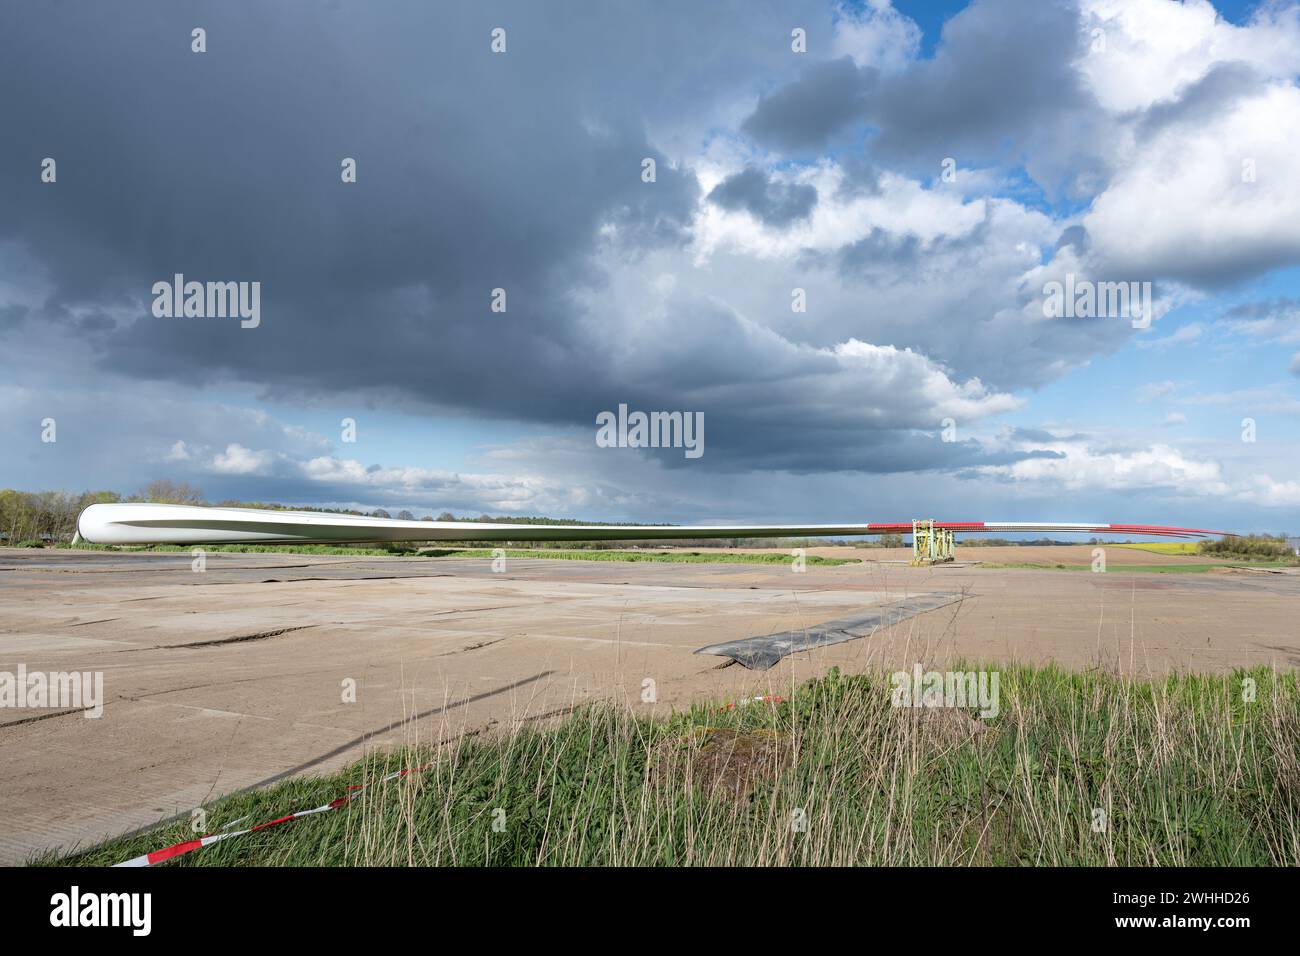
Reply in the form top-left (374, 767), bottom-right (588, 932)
top-left (911, 519), bottom-right (955, 565)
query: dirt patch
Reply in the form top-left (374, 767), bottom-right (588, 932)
top-left (651, 727), bottom-right (791, 802)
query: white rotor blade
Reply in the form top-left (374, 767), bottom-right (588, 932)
top-left (75, 503), bottom-right (1229, 546)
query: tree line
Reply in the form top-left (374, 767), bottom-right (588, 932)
top-left (0, 481), bottom-right (669, 546)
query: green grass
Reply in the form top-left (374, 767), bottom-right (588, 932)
top-left (43, 665), bottom-right (1300, 867)
top-left (1199, 534), bottom-right (1298, 561)
top-left (54, 542), bottom-right (858, 566)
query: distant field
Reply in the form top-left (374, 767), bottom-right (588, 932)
top-left (49, 542), bottom-right (858, 567)
top-left (47, 665), bottom-right (1300, 867)
top-left (57, 542), bottom-right (413, 557)
top-left (1111, 542), bottom-right (1202, 556)
top-left (46, 541), bottom-right (1293, 570)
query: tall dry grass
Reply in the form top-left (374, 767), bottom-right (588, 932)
top-left (57, 664), bottom-right (1298, 867)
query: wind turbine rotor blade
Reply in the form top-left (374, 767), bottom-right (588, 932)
top-left (75, 504), bottom-right (1233, 547)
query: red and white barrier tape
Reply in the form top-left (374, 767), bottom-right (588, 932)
top-left (116, 696), bottom-right (788, 866)
top-left (113, 764), bottom-right (430, 867)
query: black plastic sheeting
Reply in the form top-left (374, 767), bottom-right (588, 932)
top-left (694, 592), bottom-right (964, 670)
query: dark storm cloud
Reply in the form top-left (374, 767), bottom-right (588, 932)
top-left (742, 0), bottom-right (1094, 182)
top-left (76, 313), bottom-right (116, 335)
top-left (0, 0), bottom-right (1039, 478)
top-left (865, 0), bottom-right (1089, 162)
top-left (741, 57), bottom-right (876, 152)
top-left (568, 293), bottom-right (1029, 472)
top-left (0, 304), bottom-right (26, 330)
top-left (707, 166), bottom-right (818, 226)
top-left (835, 209), bottom-right (993, 281)
top-left (836, 228), bottom-right (921, 274)
top-left (833, 155), bottom-right (884, 198)
top-left (1054, 225), bottom-right (1089, 255)
top-left (1137, 61), bottom-right (1265, 136)
top-left (0, 1), bottom-right (742, 420)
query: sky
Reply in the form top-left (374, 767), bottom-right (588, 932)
top-left (2, 0), bottom-right (1299, 533)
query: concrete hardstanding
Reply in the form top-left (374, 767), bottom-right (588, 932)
top-left (1, 547), bottom-right (1296, 863)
